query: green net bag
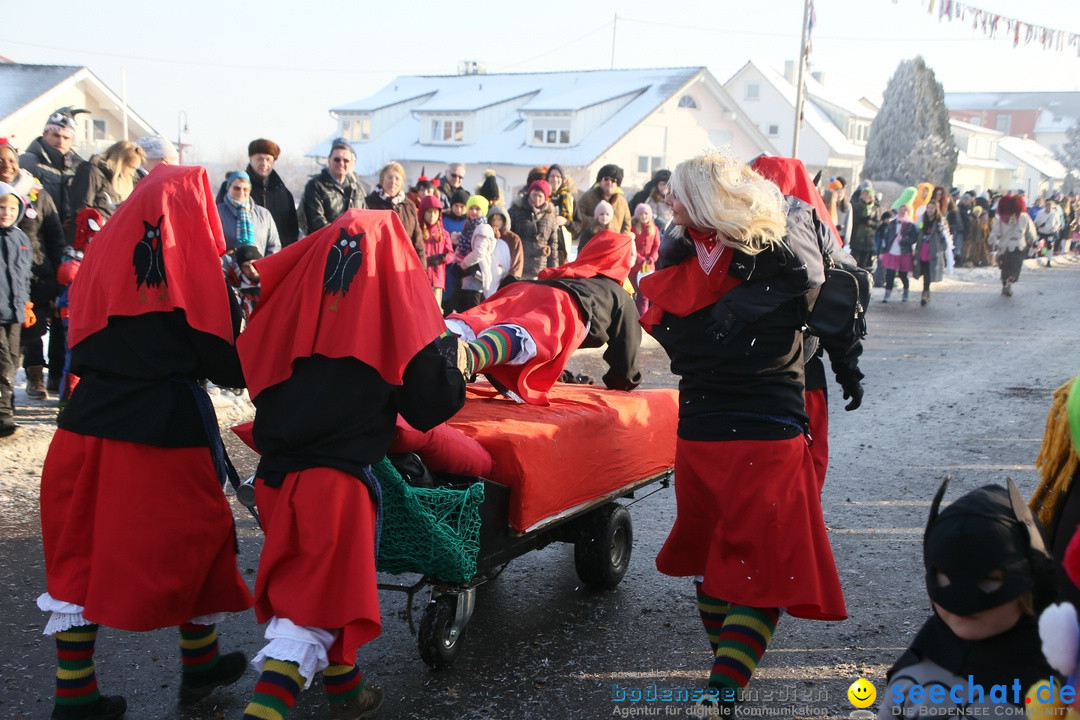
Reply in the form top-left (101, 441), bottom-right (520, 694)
top-left (373, 457), bottom-right (485, 583)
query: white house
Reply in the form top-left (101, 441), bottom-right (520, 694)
top-left (723, 60), bottom-right (872, 182)
top-left (949, 119), bottom-right (1012, 193)
top-left (997, 136), bottom-right (1067, 197)
top-left (0, 63), bottom-right (158, 157)
top-left (309, 67), bottom-right (776, 197)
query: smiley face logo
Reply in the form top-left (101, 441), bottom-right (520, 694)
top-left (848, 678), bottom-right (877, 708)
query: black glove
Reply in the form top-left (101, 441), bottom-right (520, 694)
top-left (841, 378), bottom-right (863, 411)
top-left (427, 252), bottom-right (447, 267)
top-left (705, 304), bottom-right (744, 344)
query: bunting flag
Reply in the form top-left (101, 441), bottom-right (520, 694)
top-left (896, 0), bottom-right (1080, 55)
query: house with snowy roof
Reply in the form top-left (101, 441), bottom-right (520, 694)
top-left (949, 119), bottom-right (1012, 193)
top-left (723, 60), bottom-right (875, 182)
top-left (997, 135), bottom-right (1067, 197)
top-left (310, 67), bottom-right (777, 197)
top-left (0, 62), bottom-right (157, 157)
top-left (946, 91), bottom-right (1080, 155)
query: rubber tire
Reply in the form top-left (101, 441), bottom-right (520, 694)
top-left (574, 503), bottom-right (633, 590)
top-left (417, 595), bottom-right (465, 670)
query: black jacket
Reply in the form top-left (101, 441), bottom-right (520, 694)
top-left (217, 166), bottom-right (300, 247)
top-left (19, 137), bottom-right (82, 224)
top-left (302, 168), bottom-right (366, 232)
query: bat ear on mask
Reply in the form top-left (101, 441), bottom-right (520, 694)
top-left (924, 476), bottom-right (950, 546)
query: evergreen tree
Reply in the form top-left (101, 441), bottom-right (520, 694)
top-left (863, 57), bottom-right (958, 187)
top-left (1055, 120), bottom-right (1080, 192)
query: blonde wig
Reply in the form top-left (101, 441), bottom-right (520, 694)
top-left (668, 149), bottom-right (786, 256)
top-left (101, 140), bottom-right (145, 202)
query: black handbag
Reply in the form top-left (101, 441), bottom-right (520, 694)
top-left (806, 253), bottom-right (871, 341)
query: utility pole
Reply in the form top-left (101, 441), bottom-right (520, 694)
top-left (611, 14), bottom-right (618, 70)
top-left (792, 0), bottom-right (811, 158)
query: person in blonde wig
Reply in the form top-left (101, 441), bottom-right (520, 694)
top-left (68, 140), bottom-right (145, 231)
top-left (638, 148), bottom-right (846, 712)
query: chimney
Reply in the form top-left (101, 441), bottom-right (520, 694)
top-left (784, 60), bottom-right (795, 84)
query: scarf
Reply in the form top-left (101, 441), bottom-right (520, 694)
top-left (227, 195), bottom-right (255, 247)
top-left (375, 186), bottom-right (406, 207)
top-left (457, 216), bottom-right (486, 258)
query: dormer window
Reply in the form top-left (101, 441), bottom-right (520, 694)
top-left (430, 117), bottom-right (465, 144)
top-left (530, 116), bottom-right (571, 146)
top-left (342, 116), bottom-right (371, 142)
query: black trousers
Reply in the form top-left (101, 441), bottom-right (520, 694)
top-left (0, 323), bottom-right (22, 428)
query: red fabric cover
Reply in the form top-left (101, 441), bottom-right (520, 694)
top-left (238, 209), bottom-right (445, 400)
top-left (538, 229), bottom-right (632, 285)
top-left (73, 207), bottom-right (103, 252)
top-left (449, 283), bottom-right (585, 405)
top-left (750, 156), bottom-right (842, 247)
top-left (655, 435), bottom-right (847, 621)
top-left (805, 387), bottom-right (829, 491)
top-left (447, 382), bottom-right (678, 531)
top-left (389, 416), bottom-right (494, 477)
top-left (40, 429), bottom-right (253, 631)
top-left (638, 238), bottom-right (741, 331)
top-left (232, 421), bottom-right (257, 451)
top-left (254, 468), bottom-right (380, 666)
top-left (68, 165), bottom-right (233, 347)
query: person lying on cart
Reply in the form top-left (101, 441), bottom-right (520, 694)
top-left (441, 228), bottom-right (642, 405)
top-left (235, 209), bottom-right (466, 720)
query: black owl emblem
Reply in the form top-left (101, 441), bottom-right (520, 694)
top-left (323, 228), bottom-right (364, 296)
top-left (132, 215), bottom-right (167, 290)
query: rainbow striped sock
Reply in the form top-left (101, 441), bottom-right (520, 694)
top-left (323, 663), bottom-right (363, 704)
top-left (179, 622), bottom-right (220, 675)
top-left (465, 325), bottom-right (523, 374)
top-left (243, 659), bottom-right (305, 720)
top-left (54, 624), bottom-right (100, 708)
top-left (696, 582), bottom-right (731, 654)
top-left (708, 605), bottom-right (780, 690)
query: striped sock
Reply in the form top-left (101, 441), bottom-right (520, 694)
top-left (465, 325), bottom-right (523, 374)
top-left (54, 624), bottom-right (100, 708)
top-left (323, 663), bottom-right (363, 704)
top-left (179, 622), bottom-right (220, 675)
top-left (695, 582), bottom-right (731, 654)
top-left (708, 605), bottom-right (780, 691)
top-left (243, 659), bottom-right (305, 720)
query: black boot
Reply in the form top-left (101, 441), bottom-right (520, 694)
top-left (179, 651), bottom-right (247, 703)
top-left (51, 695), bottom-right (127, 720)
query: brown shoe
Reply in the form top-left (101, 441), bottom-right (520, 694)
top-left (328, 685), bottom-right (384, 720)
top-left (26, 365), bottom-right (47, 399)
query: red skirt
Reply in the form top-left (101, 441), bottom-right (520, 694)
top-left (655, 436), bottom-right (847, 620)
top-left (805, 387), bottom-right (829, 492)
top-left (449, 282), bottom-right (586, 405)
top-left (254, 468), bottom-right (381, 667)
top-left (40, 429), bottom-right (253, 631)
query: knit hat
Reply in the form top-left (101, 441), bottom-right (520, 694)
top-left (594, 200), bottom-right (614, 218)
top-left (527, 179), bottom-right (551, 199)
top-left (595, 164), bottom-right (623, 186)
top-left (478, 171), bottom-right (500, 204)
top-left (465, 194), bottom-right (489, 216)
top-left (449, 188), bottom-right (471, 207)
top-left (634, 203), bottom-right (652, 218)
top-left (419, 194), bottom-right (443, 215)
top-left (44, 107), bottom-right (88, 133)
top-left (248, 138), bottom-right (281, 159)
top-left (135, 135), bottom-right (178, 160)
top-left (234, 244), bottom-right (263, 265)
top-left (329, 137), bottom-right (353, 155)
top-left (226, 170), bottom-right (251, 187)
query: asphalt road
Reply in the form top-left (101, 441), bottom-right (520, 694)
top-left (1, 259), bottom-right (1077, 719)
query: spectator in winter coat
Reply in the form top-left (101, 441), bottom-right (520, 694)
top-left (19, 107), bottom-right (87, 227)
top-left (878, 204), bottom-right (919, 302)
top-left (217, 170), bottom-right (281, 256)
top-left (419, 195), bottom-right (454, 306)
top-left (366, 161), bottom-right (425, 265)
top-left (0, 183), bottom-right (34, 437)
top-left (302, 138), bottom-right (366, 232)
top-left (1, 141), bottom-right (64, 399)
top-left (68, 140), bottom-right (145, 228)
top-left (988, 194), bottom-right (1036, 296)
top-left (630, 203), bottom-right (660, 315)
top-left (629, 169), bottom-right (673, 231)
top-left (435, 163), bottom-right (467, 209)
top-left (509, 180), bottom-right (560, 280)
top-left (216, 139), bottom-right (300, 247)
top-left (577, 164), bottom-right (632, 248)
top-left (134, 135), bottom-right (178, 175)
top-left (546, 165), bottom-right (577, 264)
top-left (848, 185), bottom-right (880, 270)
top-left (1034, 200), bottom-right (1063, 267)
top-left (488, 206), bottom-right (523, 281)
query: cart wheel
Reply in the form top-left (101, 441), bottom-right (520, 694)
top-left (574, 503), bottom-right (633, 590)
top-left (418, 595), bottom-right (466, 669)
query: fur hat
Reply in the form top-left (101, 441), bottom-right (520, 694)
top-left (248, 138), bottom-right (281, 159)
top-left (595, 164), bottom-right (623, 186)
top-left (528, 179), bottom-right (551, 199)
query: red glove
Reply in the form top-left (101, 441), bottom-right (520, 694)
top-left (22, 301), bottom-right (35, 328)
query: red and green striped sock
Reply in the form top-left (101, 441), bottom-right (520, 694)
top-left (243, 659), bottom-right (305, 720)
top-left (323, 663), bottom-right (363, 704)
top-left (179, 622), bottom-right (220, 675)
top-left (695, 581), bottom-right (731, 654)
top-left (464, 325), bottom-right (523, 374)
top-left (708, 604), bottom-right (780, 691)
top-left (54, 624), bottom-right (100, 708)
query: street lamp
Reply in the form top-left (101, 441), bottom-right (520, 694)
top-left (177, 111), bottom-right (189, 164)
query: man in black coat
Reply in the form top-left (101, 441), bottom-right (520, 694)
top-left (216, 139), bottom-right (300, 246)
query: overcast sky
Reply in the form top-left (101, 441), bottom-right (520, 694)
top-left (3, 0), bottom-right (1079, 163)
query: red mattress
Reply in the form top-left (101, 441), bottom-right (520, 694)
top-left (448, 382), bottom-right (678, 532)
